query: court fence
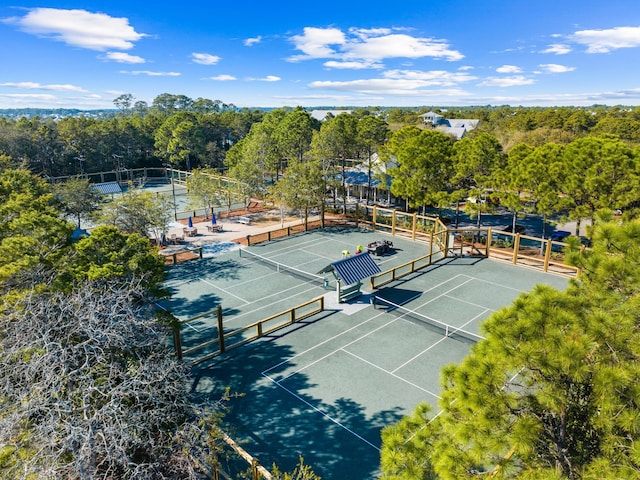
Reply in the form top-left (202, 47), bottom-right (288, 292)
top-left (173, 296), bottom-right (325, 365)
top-left (345, 204), bottom-right (582, 278)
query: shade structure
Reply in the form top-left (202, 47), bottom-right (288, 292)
top-left (188, 216), bottom-right (193, 228)
top-left (318, 252), bottom-right (381, 286)
top-left (211, 212), bottom-right (217, 225)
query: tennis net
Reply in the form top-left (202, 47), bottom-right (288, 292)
top-left (239, 248), bottom-right (330, 288)
top-left (373, 296), bottom-right (485, 345)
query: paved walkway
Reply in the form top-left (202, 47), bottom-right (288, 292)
top-left (163, 211), bottom-right (321, 250)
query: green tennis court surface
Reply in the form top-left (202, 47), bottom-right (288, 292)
top-left (160, 227), bottom-right (569, 479)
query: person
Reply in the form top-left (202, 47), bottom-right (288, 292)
top-left (342, 250), bottom-right (350, 258)
top-left (355, 245), bottom-right (364, 254)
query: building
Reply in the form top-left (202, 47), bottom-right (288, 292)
top-left (419, 111), bottom-right (480, 140)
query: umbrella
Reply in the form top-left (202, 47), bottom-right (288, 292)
top-left (188, 216), bottom-right (193, 228)
top-left (211, 212), bottom-right (217, 225)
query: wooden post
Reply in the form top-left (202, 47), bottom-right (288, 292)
top-left (217, 305), bottom-right (225, 353)
top-left (411, 213), bottom-right (417, 241)
top-left (428, 231), bottom-right (433, 265)
top-left (372, 206), bottom-right (377, 232)
top-left (246, 235), bottom-right (251, 246)
top-left (513, 234), bottom-right (520, 264)
top-left (267, 231), bottom-right (271, 241)
top-left (543, 238), bottom-right (551, 272)
top-left (173, 324), bottom-right (183, 360)
top-left (392, 209), bottom-right (397, 236)
top-left (198, 247), bottom-right (203, 259)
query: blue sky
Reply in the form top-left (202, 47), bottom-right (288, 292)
top-left (2, 1), bottom-right (640, 109)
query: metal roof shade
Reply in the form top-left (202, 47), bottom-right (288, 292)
top-left (318, 252), bottom-right (381, 286)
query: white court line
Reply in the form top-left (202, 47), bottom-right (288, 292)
top-left (257, 273), bottom-right (491, 452)
top-left (273, 315), bottom-right (399, 381)
top-left (199, 277), bottom-right (250, 303)
top-left (391, 308), bottom-right (489, 374)
top-left (257, 237), bottom-right (334, 259)
top-left (443, 293), bottom-right (497, 311)
top-left (262, 372), bottom-right (381, 451)
top-left (262, 307), bottom-right (393, 376)
top-left (341, 348), bottom-right (441, 398)
top-left (222, 285), bottom-right (319, 325)
top-left (262, 274), bottom-right (472, 378)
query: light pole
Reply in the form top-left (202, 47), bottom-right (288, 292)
top-left (165, 152), bottom-right (177, 219)
top-left (112, 154), bottom-right (122, 184)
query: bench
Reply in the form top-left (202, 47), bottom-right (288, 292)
top-left (237, 216), bottom-right (251, 225)
top-left (339, 281), bottom-right (362, 303)
top-left (207, 224), bottom-right (223, 233)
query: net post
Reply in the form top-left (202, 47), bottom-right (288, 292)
top-left (217, 305), bottom-right (225, 353)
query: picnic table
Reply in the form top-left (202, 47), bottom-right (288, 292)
top-left (367, 240), bottom-right (393, 256)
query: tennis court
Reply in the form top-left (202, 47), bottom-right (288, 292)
top-left (161, 227), bottom-right (569, 479)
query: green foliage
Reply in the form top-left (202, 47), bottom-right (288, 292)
top-left (187, 167), bottom-right (223, 215)
top-left (60, 225), bottom-right (167, 297)
top-left (53, 176), bottom-right (104, 228)
top-left (384, 127), bottom-right (454, 209)
top-left (271, 456), bottom-right (322, 480)
top-left (98, 183), bottom-right (173, 239)
top-left (380, 220), bottom-right (640, 479)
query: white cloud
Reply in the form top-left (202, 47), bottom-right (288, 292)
top-left (289, 27), bottom-right (346, 61)
top-left (246, 75), bottom-right (280, 82)
top-left (478, 76), bottom-right (535, 87)
top-left (244, 36), bottom-right (262, 46)
top-left (208, 75), bottom-right (236, 81)
top-left (0, 93), bottom-right (58, 101)
top-left (104, 52), bottom-right (145, 63)
top-left (537, 63), bottom-right (575, 73)
top-left (192, 53), bottom-right (221, 65)
top-left (121, 70), bottom-right (181, 76)
top-left (323, 60), bottom-right (383, 69)
top-left (571, 26), bottom-right (640, 53)
top-left (496, 65), bottom-right (522, 73)
top-left (309, 78), bottom-right (469, 97)
top-left (0, 81), bottom-right (86, 92)
top-left (305, 67), bottom-right (475, 98)
top-left (288, 27), bottom-right (463, 65)
top-left (383, 69), bottom-right (477, 85)
top-left (3, 8), bottom-right (146, 51)
top-left (541, 43), bottom-right (572, 54)
top-left (345, 34), bottom-right (464, 62)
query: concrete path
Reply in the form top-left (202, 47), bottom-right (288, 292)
top-left (165, 211), bottom-right (321, 249)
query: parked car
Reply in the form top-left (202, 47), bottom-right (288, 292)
top-left (550, 230), bottom-right (571, 242)
top-left (501, 224), bottom-right (527, 234)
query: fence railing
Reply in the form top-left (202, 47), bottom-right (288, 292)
top-left (174, 296), bottom-right (325, 365)
top-left (370, 229), bottom-right (448, 288)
